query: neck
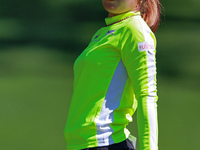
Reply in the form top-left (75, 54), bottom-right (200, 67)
top-left (108, 9), bottom-right (140, 18)
top-left (108, 13), bottom-right (119, 18)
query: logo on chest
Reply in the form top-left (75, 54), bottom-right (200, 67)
top-left (93, 30), bottom-right (116, 42)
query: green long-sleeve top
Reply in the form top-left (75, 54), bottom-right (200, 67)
top-left (64, 11), bottom-right (158, 150)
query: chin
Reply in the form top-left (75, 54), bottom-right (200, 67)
top-left (104, 7), bottom-right (130, 15)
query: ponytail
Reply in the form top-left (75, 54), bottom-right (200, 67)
top-left (139, 0), bottom-right (161, 33)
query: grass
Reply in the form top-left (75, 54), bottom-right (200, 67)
top-left (157, 77), bottom-right (200, 150)
top-left (0, 77), bottom-right (69, 149)
top-left (0, 46), bottom-right (75, 150)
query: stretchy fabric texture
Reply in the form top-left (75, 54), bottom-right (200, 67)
top-left (64, 11), bottom-right (158, 150)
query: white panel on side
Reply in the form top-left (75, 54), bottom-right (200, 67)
top-left (95, 59), bottom-right (128, 146)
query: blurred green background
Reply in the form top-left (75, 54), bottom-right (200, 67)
top-left (0, 0), bottom-right (200, 150)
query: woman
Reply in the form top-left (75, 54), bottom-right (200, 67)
top-left (64, 0), bottom-right (161, 149)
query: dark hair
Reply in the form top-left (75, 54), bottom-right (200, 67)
top-left (139, 0), bottom-right (162, 33)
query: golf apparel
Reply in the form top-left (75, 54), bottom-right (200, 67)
top-left (64, 11), bottom-right (158, 150)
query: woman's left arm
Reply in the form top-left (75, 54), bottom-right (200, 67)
top-left (120, 25), bottom-right (158, 150)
